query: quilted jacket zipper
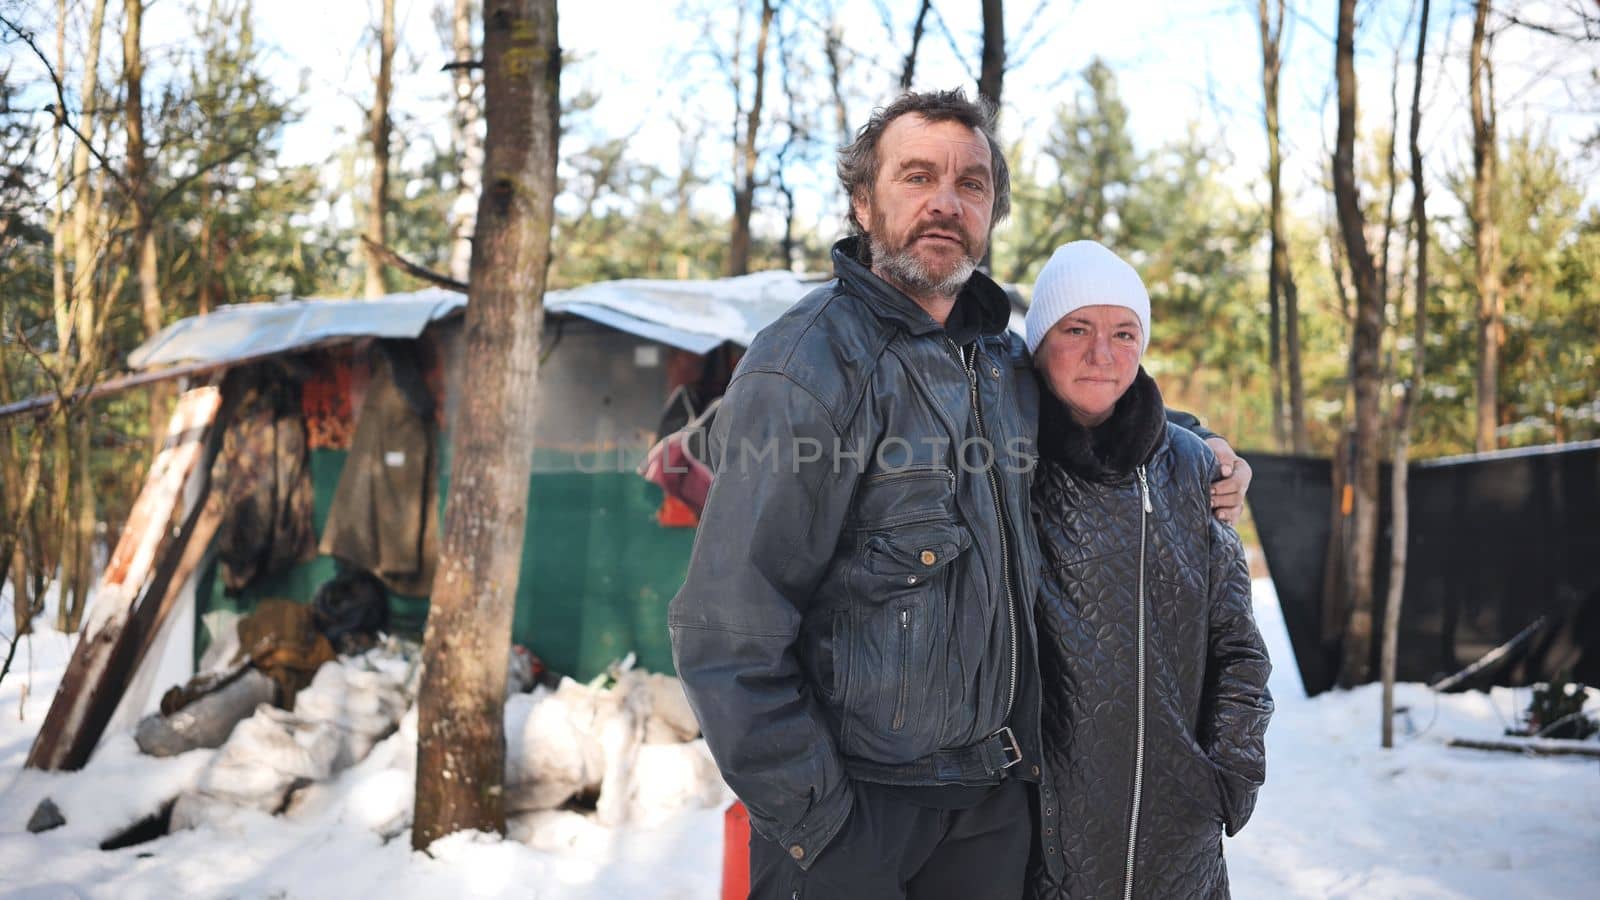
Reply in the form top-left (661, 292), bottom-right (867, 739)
top-left (1123, 465), bottom-right (1152, 900)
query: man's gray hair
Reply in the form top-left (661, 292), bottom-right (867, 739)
top-left (837, 88), bottom-right (1011, 238)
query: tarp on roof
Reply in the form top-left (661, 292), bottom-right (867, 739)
top-left (128, 271), bottom-right (822, 370)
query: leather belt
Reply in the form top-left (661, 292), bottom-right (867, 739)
top-left (844, 727), bottom-right (1024, 785)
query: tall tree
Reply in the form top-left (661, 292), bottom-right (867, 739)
top-left (822, 9), bottom-right (850, 139)
top-left (125, 0), bottom-right (157, 341)
top-left (0, 68), bottom-right (51, 635)
top-left (899, 0), bottom-right (932, 90)
top-left (365, 0), bottom-right (397, 298)
top-left (447, 0), bottom-right (483, 282)
top-left (59, 0), bottom-right (113, 633)
top-left (1258, 0), bottom-right (1306, 452)
top-left (1383, 0), bottom-right (1430, 750)
top-left (1332, 0), bottom-right (1385, 689)
top-left (728, 0), bottom-right (774, 276)
top-left (1469, 0), bottom-right (1501, 452)
top-left (125, 0), bottom-right (170, 452)
top-left (978, 0), bottom-right (1004, 109)
top-left (412, 0), bottom-right (560, 849)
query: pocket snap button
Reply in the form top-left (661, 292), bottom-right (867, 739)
top-left (919, 550), bottom-right (937, 565)
top-left (906, 575), bottom-right (918, 585)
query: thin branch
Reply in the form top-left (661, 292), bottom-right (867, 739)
top-left (1008, 0), bottom-right (1059, 66)
top-left (899, 0), bottom-right (932, 89)
top-left (926, 2), bottom-right (979, 85)
top-left (0, 13), bottom-right (131, 198)
top-left (1496, 10), bottom-right (1599, 42)
top-left (152, 142), bottom-right (266, 213)
top-left (360, 236), bottom-right (468, 293)
top-left (10, 322), bottom-right (68, 415)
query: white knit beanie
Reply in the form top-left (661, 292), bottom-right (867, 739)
top-left (1024, 240), bottom-right (1151, 355)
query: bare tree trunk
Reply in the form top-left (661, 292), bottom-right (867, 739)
top-left (1285, 246), bottom-right (1307, 451)
top-left (365, 0), bottom-right (396, 298)
top-left (1384, 0), bottom-right (1430, 751)
top-left (125, 0), bottom-right (168, 454)
top-left (978, 0), bottom-right (1003, 273)
top-left (672, 116), bottom-right (701, 279)
top-left (1469, 0), bottom-right (1501, 453)
top-left (900, 0), bottom-right (932, 90)
top-left (57, 0), bottom-right (109, 633)
top-left (198, 177), bottom-right (216, 315)
top-left (38, 0), bottom-right (67, 633)
top-left (126, 0), bottom-right (153, 336)
top-left (8, 541), bottom-right (32, 639)
top-left (728, 0), bottom-right (774, 277)
top-left (1259, 0), bottom-right (1287, 451)
top-left (1332, 0), bottom-right (1384, 689)
top-left (50, 0), bottom-right (68, 354)
top-left (412, 0), bottom-right (560, 851)
top-left (823, 16), bottom-right (850, 139)
top-left (978, 0), bottom-right (1005, 109)
top-left (1377, 12), bottom-right (1408, 311)
top-left (774, 20), bottom-right (800, 271)
top-left (67, 420), bottom-right (92, 634)
top-left (53, 418), bottom-right (75, 632)
top-left (448, 0), bottom-right (483, 283)
top-left (0, 316), bottom-right (45, 640)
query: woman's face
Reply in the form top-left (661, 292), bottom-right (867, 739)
top-left (1035, 304), bottom-right (1144, 427)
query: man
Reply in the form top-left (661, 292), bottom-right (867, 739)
top-left (669, 89), bottom-right (1249, 900)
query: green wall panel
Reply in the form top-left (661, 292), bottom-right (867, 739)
top-left (512, 471), bottom-right (692, 680)
top-left (197, 447), bottom-right (691, 681)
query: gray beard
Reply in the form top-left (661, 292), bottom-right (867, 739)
top-left (869, 234), bottom-right (978, 300)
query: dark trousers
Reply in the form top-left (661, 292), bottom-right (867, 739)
top-left (748, 777), bottom-right (1032, 900)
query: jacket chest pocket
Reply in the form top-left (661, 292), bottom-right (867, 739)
top-left (842, 518), bottom-right (971, 753)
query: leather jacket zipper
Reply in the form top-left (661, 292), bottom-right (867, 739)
top-left (864, 464), bottom-right (956, 486)
top-left (1123, 465), bottom-right (1151, 900)
top-left (892, 607), bottom-right (911, 731)
top-left (946, 337), bottom-right (1019, 727)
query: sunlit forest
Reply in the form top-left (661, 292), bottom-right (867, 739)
top-left (2, 0), bottom-right (1597, 623)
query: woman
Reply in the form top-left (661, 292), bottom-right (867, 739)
top-left (1022, 241), bottom-right (1273, 900)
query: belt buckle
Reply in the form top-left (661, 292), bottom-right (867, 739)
top-left (994, 726), bottom-right (1022, 769)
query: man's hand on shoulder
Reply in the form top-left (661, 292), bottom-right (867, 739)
top-left (1204, 437), bottom-right (1252, 527)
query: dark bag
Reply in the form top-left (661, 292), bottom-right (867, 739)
top-left (313, 568), bottom-right (391, 653)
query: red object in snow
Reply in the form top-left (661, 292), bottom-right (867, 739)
top-left (722, 801), bottom-right (750, 900)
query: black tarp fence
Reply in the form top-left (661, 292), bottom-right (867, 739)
top-left (1246, 440), bottom-right (1600, 697)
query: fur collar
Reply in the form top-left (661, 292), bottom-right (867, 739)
top-left (1037, 366), bottom-right (1168, 482)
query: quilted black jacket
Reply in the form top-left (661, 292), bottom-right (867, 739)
top-left (1027, 370), bottom-right (1273, 900)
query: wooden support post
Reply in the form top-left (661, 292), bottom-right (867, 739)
top-left (25, 384), bottom-right (223, 771)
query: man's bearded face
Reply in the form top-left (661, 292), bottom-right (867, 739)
top-left (852, 114), bottom-right (995, 299)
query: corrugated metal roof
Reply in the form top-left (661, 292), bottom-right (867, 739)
top-left (127, 271), bottom-right (824, 370)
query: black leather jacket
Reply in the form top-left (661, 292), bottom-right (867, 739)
top-left (1028, 371), bottom-right (1273, 900)
top-left (669, 239), bottom-right (1046, 868)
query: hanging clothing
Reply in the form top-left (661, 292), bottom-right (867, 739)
top-left (639, 397), bottom-right (719, 521)
top-left (209, 365), bottom-right (318, 593)
top-left (318, 340), bottom-right (440, 597)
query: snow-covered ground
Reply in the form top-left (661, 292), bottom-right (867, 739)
top-left (1, 579), bottom-right (1596, 899)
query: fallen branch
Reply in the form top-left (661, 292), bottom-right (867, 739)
top-left (359, 237), bottom-right (468, 293)
top-left (1447, 736), bottom-right (1600, 760)
top-left (1429, 616), bottom-right (1548, 693)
